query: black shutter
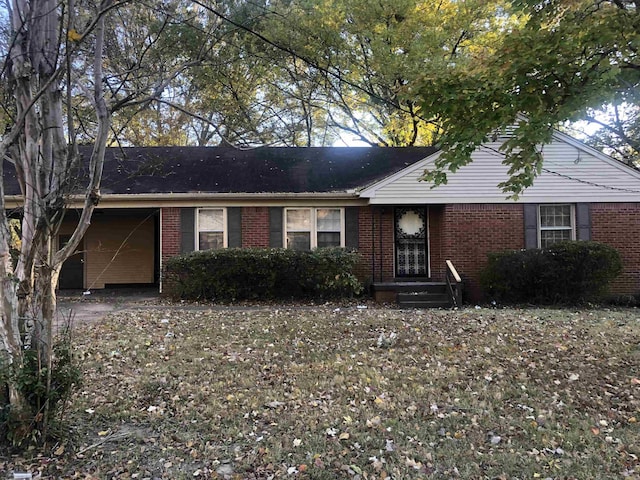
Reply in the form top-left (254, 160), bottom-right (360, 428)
top-left (269, 207), bottom-right (283, 247)
top-left (345, 207), bottom-right (359, 249)
top-left (180, 208), bottom-right (195, 253)
top-left (228, 207), bottom-right (242, 248)
top-left (523, 204), bottom-right (538, 249)
top-left (576, 203), bottom-right (591, 241)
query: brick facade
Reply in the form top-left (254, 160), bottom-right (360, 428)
top-left (440, 204), bottom-right (525, 301)
top-left (157, 203), bottom-right (639, 302)
top-left (241, 207), bottom-right (270, 247)
top-left (428, 206), bottom-right (445, 280)
top-left (356, 204), bottom-right (526, 300)
top-left (161, 207), bottom-right (181, 264)
top-left (591, 202), bottom-right (640, 296)
top-left (357, 206), bottom-right (395, 283)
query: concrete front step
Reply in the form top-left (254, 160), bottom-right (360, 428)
top-left (397, 292), bottom-right (452, 309)
top-left (372, 281), bottom-right (454, 307)
top-left (398, 300), bottom-right (452, 309)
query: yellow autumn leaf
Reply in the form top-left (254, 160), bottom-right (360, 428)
top-left (67, 29), bottom-right (82, 42)
top-left (54, 444), bottom-right (65, 455)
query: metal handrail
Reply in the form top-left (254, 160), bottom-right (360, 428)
top-left (445, 259), bottom-right (462, 307)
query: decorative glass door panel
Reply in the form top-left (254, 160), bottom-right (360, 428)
top-left (395, 208), bottom-right (428, 276)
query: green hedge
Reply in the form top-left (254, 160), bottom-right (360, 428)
top-left (163, 247), bottom-right (363, 301)
top-left (480, 241), bottom-right (622, 304)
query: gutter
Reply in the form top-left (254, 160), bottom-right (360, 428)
top-left (4, 191), bottom-right (366, 209)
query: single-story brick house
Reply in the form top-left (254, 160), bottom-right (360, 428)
top-left (6, 130), bottom-right (639, 303)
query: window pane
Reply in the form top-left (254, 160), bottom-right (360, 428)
top-left (540, 230), bottom-right (571, 248)
top-left (287, 232), bottom-right (311, 251)
top-left (317, 232), bottom-right (340, 248)
top-left (286, 209), bottom-right (310, 231)
top-left (317, 209), bottom-right (341, 231)
top-left (540, 205), bottom-right (571, 228)
top-left (199, 232), bottom-right (224, 250)
top-left (199, 209), bottom-right (224, 231)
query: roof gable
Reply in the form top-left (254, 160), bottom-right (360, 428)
top-left (359, 133), bottom-right (640, 203)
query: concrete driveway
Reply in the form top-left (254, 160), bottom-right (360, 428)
top-left (56, 287), bottom-right (160, 325)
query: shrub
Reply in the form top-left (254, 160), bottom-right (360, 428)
top-left (481, 241), bottom-right (622, 304)
top-left (163, 247), bottom-right (363, 301)
top-left (0, 324), bottom-right (81, 445)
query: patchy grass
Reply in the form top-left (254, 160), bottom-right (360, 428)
top-left (2, 306), bottom-right (639, 479)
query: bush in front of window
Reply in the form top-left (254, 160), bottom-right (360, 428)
top-left (163, 247), bottom-right (363, 301)
top-left (480, 241), bottom-right (623, 304)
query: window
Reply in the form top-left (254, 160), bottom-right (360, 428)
top-left (539, 204), bottom-right (574, 248)
top-left (285, 208), bottom-right (343, 250)
top-left (197, 208), bottom-right (226, 250)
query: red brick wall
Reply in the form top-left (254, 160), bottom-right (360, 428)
top-left (429, 206), bottom-right (445, 279)
top-left (161, 207), bottom-right (180, 263)
top-left (441, 204), bottom-right (524, 301)
top-left (241, 207), bottom-right (270, 247)
top-left (159, 202), bottom-right (640, 301)
top-left (591, 203), bottom-right (640, 295)
top-left (358, 206), bottom-right (395, 282)
top-left (356, 206), bottom-right (373, 281)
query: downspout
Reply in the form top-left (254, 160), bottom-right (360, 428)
top-left (158, 208), bottom-right (163, 294)
top-left (378, 207), bottom-right (383, 282)
top-left (371, 207), bottom-right (375, 283)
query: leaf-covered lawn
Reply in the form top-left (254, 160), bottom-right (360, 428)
top-left (2, 306), bottom-right (639, 479)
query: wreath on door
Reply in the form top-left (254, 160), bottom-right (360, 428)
top-left (395, 208), bottom-right (425, 239)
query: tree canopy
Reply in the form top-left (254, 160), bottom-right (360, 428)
top-left (107, 0), bottom-right (520, 147)
top-left (105, 0), bottom-right (640, 196)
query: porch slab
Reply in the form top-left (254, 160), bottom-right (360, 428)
top-left (371, 281), bottom-right (450, 307)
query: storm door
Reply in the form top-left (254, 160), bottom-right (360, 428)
top-left (394, 207), bottom-right (428, 277)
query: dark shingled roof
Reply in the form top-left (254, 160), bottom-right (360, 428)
top-left (4, 146), bottom-right (438, 196)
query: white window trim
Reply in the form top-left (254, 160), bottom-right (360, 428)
top-left (196, 207), bottom-right (228, 250)
top-left (284, 207), bottom-right (345, 249)
top-left (537, 204), bottom-right (575, 248)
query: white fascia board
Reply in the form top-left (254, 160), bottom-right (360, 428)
top-left (5, 191), bottom-right (363, 209)
top-left (367, 194), bottom-right (640, 205)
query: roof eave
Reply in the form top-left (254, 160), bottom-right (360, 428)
top-left (4, 191), bottom-right (364, 208)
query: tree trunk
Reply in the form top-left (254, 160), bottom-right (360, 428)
top-left (32, 253), bottom-right (61, 439)
top-left (1, 267), bottom-right (31, 439)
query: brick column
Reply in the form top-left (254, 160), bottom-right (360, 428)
top-left (358, 206), bottom-right (394, 283)
top-left (161, 207), bottom-right (181, 263)
top-left (242, 207), bottom-right (270, 247)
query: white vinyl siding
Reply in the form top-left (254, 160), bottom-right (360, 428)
top-left (285, 208), bottom-right (344, 250)
top-left (196, 208), bottom-right (227, 250)
top-left (360, 136), bottom-right (640, 204)
top-left (539, 204), bottom-right (574, 248)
